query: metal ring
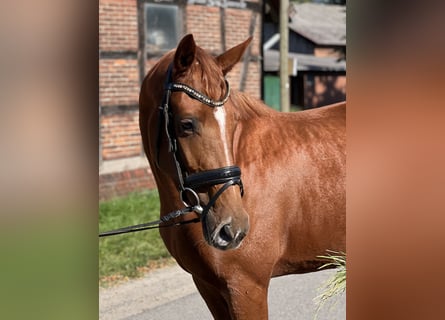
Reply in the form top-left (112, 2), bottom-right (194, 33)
top-left (180, 187), bottom-right (201, 209)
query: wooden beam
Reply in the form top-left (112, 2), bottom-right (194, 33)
top-left (279, 0), bottom-right (290, 112)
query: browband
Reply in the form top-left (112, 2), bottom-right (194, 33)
top-left (167, 80), bottom-right (230, 108)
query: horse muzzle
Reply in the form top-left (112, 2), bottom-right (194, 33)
top-left (202, 207), bottom-right (250, 250)
top-left (183, 165), bottom-right (248, 250)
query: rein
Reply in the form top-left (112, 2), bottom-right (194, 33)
top-left (99, 206), bottom-right (200, 238)
top-left (99, 63), bottom-right (244, 238)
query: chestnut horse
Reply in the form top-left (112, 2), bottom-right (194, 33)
top-left (139, 34), bottom-right (345, 319)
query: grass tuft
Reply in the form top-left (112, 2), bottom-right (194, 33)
top-left (314, 250), bottom-right (346, 319)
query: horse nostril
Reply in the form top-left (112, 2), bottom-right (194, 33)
top-left (219, 223), bottom-right (235, 242)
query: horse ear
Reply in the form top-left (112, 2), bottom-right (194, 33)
top-left (216, 37), bottom-right (253, 75)
top-left (174, 34), bottom-right (196, 72)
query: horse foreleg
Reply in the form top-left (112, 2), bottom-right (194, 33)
top-left (224, 279), bottom-right (269, 320)
top-left (193, 275), bottom-right (269, 319)
top-left (192, 275), bottom-right (231, 320)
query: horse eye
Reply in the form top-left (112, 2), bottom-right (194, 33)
top-left (178, 118), bottom-right (196, 136)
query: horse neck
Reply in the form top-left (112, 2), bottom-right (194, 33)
top-left (230, 90), bottom-right (273, 121)
top-left (226, 91), bottom-right (273, 163)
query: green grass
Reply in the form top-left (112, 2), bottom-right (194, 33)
top-left (99, 190), bottom-right (172, 286)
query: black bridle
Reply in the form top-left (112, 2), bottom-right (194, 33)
top-left (99, 63), bottom-right (244, 238)
top-left (157, 63), bottom-right (244, 217)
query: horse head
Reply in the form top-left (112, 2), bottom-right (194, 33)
top-left (142, 34), bottom-right (252, 250)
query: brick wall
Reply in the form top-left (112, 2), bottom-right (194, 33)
top-left (243, 61), bottom-right (262, 98)
top-left (100, 110), bottom-right (142, 160)
top-left (99, 0), bottom-right (141, 167)
top-left (99, 0), bottom-right (138, 51)
top-left (99, 59), bottom-right (140, 106)
top-left (186, 5), bottom-right (222, 52)
top-left (99, 167), bottom-right (157, 201)
top-left (186, 4), bottom-right (262, 99)
top-left (99, 0), bottom-right (141, 200)
top-left (225, 8), bottom-right (261, 55)
top-left (186, 5), bottom-right (262, 56)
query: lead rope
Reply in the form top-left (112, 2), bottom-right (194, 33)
top-left (99, 205), bottom-right (201, 237)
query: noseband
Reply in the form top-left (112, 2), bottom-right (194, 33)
top-left (156, 63), bottom-right (244, 217)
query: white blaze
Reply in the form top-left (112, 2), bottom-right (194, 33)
top-left (214, 107), bottom-right (231, 165)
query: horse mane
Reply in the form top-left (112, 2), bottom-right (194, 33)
top-left (229, 90), bottom-right (274, 121)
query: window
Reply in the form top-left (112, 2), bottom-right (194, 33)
top-left (145, 3), bottom-right (180, 53)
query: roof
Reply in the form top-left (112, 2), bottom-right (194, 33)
top-left (288, 3), bottom-right (346, 46)
top-left (264, 50), bottom-right (346, 73)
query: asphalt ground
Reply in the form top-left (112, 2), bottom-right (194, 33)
top-left (100, 264), bottom-right (345, 320)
